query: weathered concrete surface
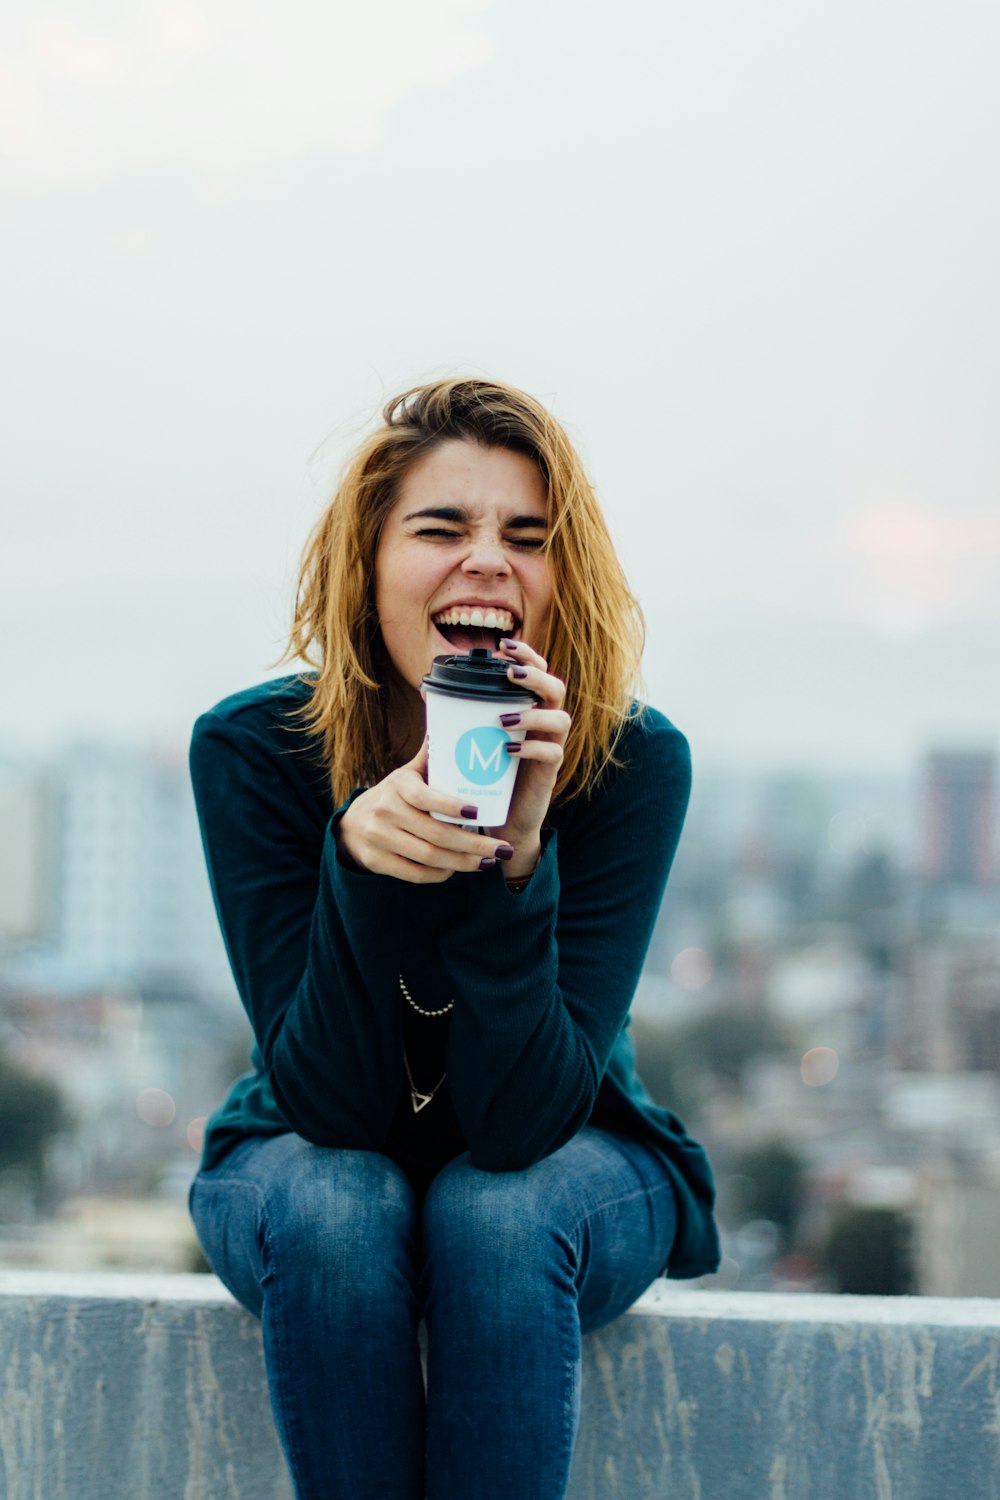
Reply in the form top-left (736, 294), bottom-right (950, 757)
top-left (2, 1273), bottom-right (999, 1500)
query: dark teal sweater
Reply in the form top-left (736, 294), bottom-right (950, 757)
top-left (189, 674), bottom-right (720, 1279)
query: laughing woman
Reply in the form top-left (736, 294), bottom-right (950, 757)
top-left (187, 378), bottom-right (719, 1500)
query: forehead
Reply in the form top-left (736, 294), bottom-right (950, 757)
top-left (392, 439), bottom-right (548, 519)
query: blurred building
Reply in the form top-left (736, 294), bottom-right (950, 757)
top-left (39, 742), bottom-right (232, 999)
top-left (921, 749), bottom-right (996, 886)
top-left (0, 761), bottom-right (53, 950)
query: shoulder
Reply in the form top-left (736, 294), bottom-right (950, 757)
top-left (594, 702), bottom-right (691, 802)
top-left (554, 702), bottom-right (691, 845)
top-left (618, 702), bottom-right (691, 772)
top-left (190, 674), bottom-right (328, 801)
top-left (194, 673), bottom-right (316, 733)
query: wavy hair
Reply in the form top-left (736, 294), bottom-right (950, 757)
top-left (280, 377), bottom-right (646, 806)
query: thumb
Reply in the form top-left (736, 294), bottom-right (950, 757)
top-left (406, 734), bottom-right (429, 780)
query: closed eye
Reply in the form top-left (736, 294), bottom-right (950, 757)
top-left (414, 528), bottom-right (546, 550)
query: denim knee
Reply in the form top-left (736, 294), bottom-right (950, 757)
top-left (259, 1144), bottom-right (419, 1303)
top-left (422, 1154), bottom-right (576, 1295)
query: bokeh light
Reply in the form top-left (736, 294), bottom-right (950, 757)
top-left (136, 1087), bottom-right (176, 1127)
top-left (186, 1116), bottom-right (207, 1153)
top-left (801, 1047), bottom-right (839, 1087)
top-left (671, 947), bottom-right (713, 990)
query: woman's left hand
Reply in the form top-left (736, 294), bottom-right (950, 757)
top-left (486, 639), bottom-right (571, 876)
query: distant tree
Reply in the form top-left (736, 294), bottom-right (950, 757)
top-left (0, 1049), bottom-right (69, 1187)
top-left (631, 1004), bottom-right (795, 1129)
top-left (630, 1018), bottom-right (697, 1123)
top-left (675, 1004), bottom-right (792, 1086)
top-left (732, 1139), bottom-right (807, 1248)
top-left (821, 1206), bottom-right (913, 1295)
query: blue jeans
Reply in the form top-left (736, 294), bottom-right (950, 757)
top-left (188, 1125), bottom-right (677, 1500)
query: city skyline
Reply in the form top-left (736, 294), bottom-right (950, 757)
top-left (3, 0), bottom-right (999, 769)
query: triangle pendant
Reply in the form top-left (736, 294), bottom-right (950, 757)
top-left (411, 1090), bottom-right (433, 1113)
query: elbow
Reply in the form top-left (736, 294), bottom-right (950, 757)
top-left (266, 1046), bottom-right (395, 1152)
top-left (465, 1067), bottom-right (598, 1173)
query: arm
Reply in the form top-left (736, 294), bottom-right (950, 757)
top-left (441, 709), bottom-right (691, 1170)
top-left (190, 710), bottom-right (409, 1148)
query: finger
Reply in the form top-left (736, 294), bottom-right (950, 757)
top-left (392, 768), bottom-right (483, 824)
top-left (366, 792), bottom-right (513, 857)
top-left (499, 638), bottom-right (548, 672)
top-left (377, 854), bottom-right (454, 885)
top-left (381, 825), bottom-right (511, 873)
top-left (403, 736), bottom-right (429, 777)
top-left (497, 708), bottom-right (571, 741)
top-left (504, 739), bottom-right (565, 766)
top-left (503, 661), bottom-right (565, 708)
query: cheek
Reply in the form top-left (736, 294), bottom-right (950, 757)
top-left (529, 560), bottom-right (554, 613)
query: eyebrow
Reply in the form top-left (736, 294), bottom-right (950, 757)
top-left (401, 505), bottom-right (548, 529)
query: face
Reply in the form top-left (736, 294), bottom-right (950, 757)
top-left (374, 438), bottom-right (553, 699)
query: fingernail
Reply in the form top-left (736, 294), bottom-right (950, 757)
top-left (499, 712), bottom-right (521, 727)
top-left (505, 741), bottom-right (522, 754)
top-left (461, 805), bottom-right (479, 819)
top-left (479, 856), bottom-right (497, 870)
top-left (499, 639), bottom-right (521, 652)
top-left (510, 666), bottom-right (529, 679)
top-left (494, 844), bottom-right (515, 861)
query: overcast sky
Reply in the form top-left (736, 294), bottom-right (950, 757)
top-left (3, 0), bottom-right (998, 773)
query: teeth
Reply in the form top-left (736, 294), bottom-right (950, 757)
top-left (433, 607), bottom-right (514, 631)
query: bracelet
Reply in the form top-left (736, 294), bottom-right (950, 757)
top-left (505, 861), bottom-right (538, 895)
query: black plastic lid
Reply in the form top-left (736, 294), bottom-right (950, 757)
top-left (422, 648), bottom-right (541, 702)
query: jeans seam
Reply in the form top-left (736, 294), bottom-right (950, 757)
top-left (565, 1176), bottom-right (674, 1248)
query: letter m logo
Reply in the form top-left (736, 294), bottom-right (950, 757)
top-left (467, 736), bottom-right (503, 775)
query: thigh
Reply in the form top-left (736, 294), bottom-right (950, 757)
top-left (562, 1127), bottom-right (678, 1334)
top-left (423, 1125), bottom-right (677, 1335)
top-left (188, 1132), bottom-right (420, 1318)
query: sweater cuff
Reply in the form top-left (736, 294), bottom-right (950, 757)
top-left (462, 826), bottom-right (558, 929)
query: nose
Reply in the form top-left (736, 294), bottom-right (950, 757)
top-left (460, 536), bottom-right (512, 578)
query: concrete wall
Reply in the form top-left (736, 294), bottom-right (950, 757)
top-left (2, 1271), bottom-right (999, 1499)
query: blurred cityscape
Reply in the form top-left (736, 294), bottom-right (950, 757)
top-left (1, 735), bottom-right (998, 1294)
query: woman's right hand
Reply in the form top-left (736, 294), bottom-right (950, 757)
top-left (335, 738), bottom-right (515, 883)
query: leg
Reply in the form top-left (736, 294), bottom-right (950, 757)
top-left (189, 1133), bottom-right (425, 1500)
top-left (420, 1125), bottom-right (677, 1500)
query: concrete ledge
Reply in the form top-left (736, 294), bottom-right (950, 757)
top-left (2, 1272), bottom-right (999, 1499)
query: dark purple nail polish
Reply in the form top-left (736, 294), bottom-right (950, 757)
top-left (479, 856), bottom-right (497, 870)
top-left (499, 638), bottom-right (520, 652)
top-left (510, 666), bottom-right (529, 679)
top-left (499, 712), bottom-right (521, 727)
top-left (494, 844), bottom-right (515, 861)
top-left (461, 805), bottom-right (479, 819)
top-left (505, 741), bottom-right (522, 754)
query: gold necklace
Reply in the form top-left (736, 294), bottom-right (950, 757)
top-left (403, 1051), bottom-right (447, 1113)
top-left (399, 971), bottom-right (454, 1017)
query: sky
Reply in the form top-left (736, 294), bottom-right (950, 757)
top-left (3, 0), bottom-right (999, 773)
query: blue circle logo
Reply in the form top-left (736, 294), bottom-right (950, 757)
top-left (455, 726), bottom-right (509, 786)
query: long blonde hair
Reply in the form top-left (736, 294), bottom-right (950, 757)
top-left (281, 378), bottom-right (646, 806)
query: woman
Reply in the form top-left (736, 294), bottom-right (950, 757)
top-left (188, 377), bottom-right (719, 1500)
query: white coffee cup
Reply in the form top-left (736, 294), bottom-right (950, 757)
top-left (423, 649), bottom-right (539, 827)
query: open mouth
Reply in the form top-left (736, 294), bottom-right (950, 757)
top-left (432, 606), bottom-right (519, 655)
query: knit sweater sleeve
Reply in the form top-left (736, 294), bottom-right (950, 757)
top-left (440, 708), bottom-right (691, 1171)
top-left (189, 708), bottom-right (406, 1149)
